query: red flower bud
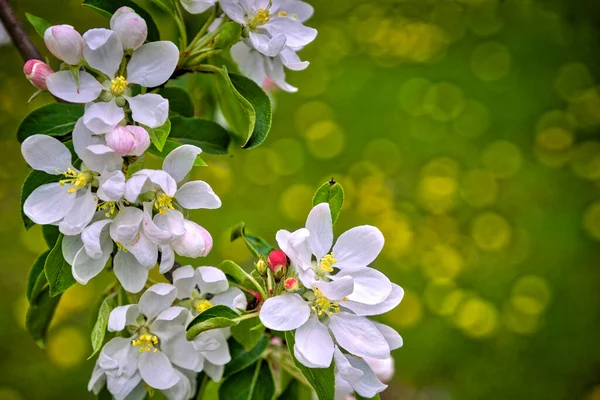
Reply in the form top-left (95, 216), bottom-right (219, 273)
top-left (284, 277), bottom-right (299, 291)
top-left (23, 59), bottom-right (53, 90)
top-left (267, 249), bottom-right (288, 271)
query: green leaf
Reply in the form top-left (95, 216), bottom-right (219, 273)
top-left (45, 234), bottom-right (76, 297)
top-left (89, 293), bottom-right (117, 359)
top-left (285, 331), bottom-right (335, 400)
top-left (147, 140), bottom-right (207, 166)
top-left (160, 87), bottom-right (195, 117)
top-left (224, 336), bottom-right (269, 378)
top-left (126, 154), bottom-right (145, 178)
top-left (313, 180), bottom-right (345, 225)
top-left (186, 305), bottom-right (240, 340)
top-left (25, 13), bottom-right (52, 38)
top-left (27, 250), bottom-right (50, 303)
top-left (169, 116), bottom-right (232, 155)
top-left (219, 359), bottom-right (276, 400)
top-left (17, 103), bottom-right (84, 143)
top-left (279, 379), bottom-right (314, 400)
top-left (356, 394), bottom-right (380, 400)
top-left (82, 0), bottom-right (160, 42)
top-left (230, 74), bottom-right (272, 149)
top-left (214, 22), bottom-right (242, 50)
top-left (149, 0), bottom-right (175, 14)
top-left (230, 222), bottom-right (275, 258)
top-left (42, 225), bottom-right (60, 248)
top-left (26, 285), bottom-right (61, 348)
top-left (218, 260), bottom-right (266, 299)
top-left (231, 316), bottom-right (266, 352)
top-left (145, 119), bottom-right (171, 152)
top-left (21, 170), bottom-right (60, 229)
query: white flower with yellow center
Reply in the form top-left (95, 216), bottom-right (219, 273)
top-left (89, 284), bottom-right (204, 399)
top-left (46, 8), bottom-right (178, 132)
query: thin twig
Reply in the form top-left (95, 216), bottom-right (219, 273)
top-left (0, 0), bottom-right (41, 61)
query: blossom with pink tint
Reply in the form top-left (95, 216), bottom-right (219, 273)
top-left (172, 220), bottom-right (213, 258)
top-left (105, 125), bottom-right (150, 156)
top-left (23, 59), bottom-right (53, 90)
top-left (44, 25), bottom-right (84, 65)
top-left (285, 277), bottom-right (299, 291)
top-left (110, 6), bottom-right (147, 50)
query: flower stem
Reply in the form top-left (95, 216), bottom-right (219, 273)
top-left (0, 0), bottom-right (41, 61)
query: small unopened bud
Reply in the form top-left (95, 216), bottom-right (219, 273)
top-left (267, 249), bottom-right (288, 271)
top-left (128, 125), bottom-right (151, 156)
top-left (172, 220), bottom-right (213, 258)
top-left (214, 22), bottom-right (242, 50)
top-left (273, 263), bottom-right (286, 280)
top-left (284, 277), bottom-right (299, 291)
top-left (255, 259), bottom-right (267, 275)
top-left (110, 6), bottom-right (148, 50)
top-left (105, 125), bottom-right (150, 156)
top-left (44, 25), bottom-right (84, 65)
top-left (23, 59), bottom-right (53, 90)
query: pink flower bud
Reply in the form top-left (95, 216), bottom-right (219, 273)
top-left (284, 277), bottom-right (299, 291)
top-left (128, 125), bottom-right (151, 156)
top-left (44, 25), bottom-right (84, 65)
top-left (267, 249), bottom-right (288, 271)
top-left (172, 220), bottom-right (213, 258)
top-left (105, 125), bottom-right (135, 156)
top-left (23, 59), bottom-right (53, 90)
top-left (110, 6), bottom-right (148, 50)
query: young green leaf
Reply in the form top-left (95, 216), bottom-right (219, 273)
top-left (169, 116), bottom-right (232, 155)
top-left (81, 0), bottom-right (160, 41)
top-left (356, 394), bottom-right (381, 400)
top-left (25, 13), bottom-right (52, 38)
top-left (26, 285), bottom-right (61, 348)
top-left (21, 170), bottom-right (61, 229)
top-left (224, 336), bottom-right (269, 378)
top-left (145, 119), bottom-right (171, 152)
top-left (218, 260), bottom-right (266, 300)
top-left (230, 74), bottom-right (272, 149)
top-left (231, 316), bottom-right (266, 352)
top-left (147, 140), bottom-right (207, 166)
top-left (126, 154), bottom-right (146, 178)
top-left (285, 331), bottom-right (335, 400)
top-left (230, 222), bottom-right (275, 258)
top-left (17, 103), bottom-right (84, 143)
top-left (313, 180), bottom-right (345, 225)
top-left (279, 379), bottom-right (314, 400)
top-left (159, 87), bottom-right (195, 117)
top-left (45, 234), bottom-right (76, 297)
top-left (219, 359), bottom-right (276, 400)
top-left (89, 293), bottom-right (117, 359)
top-left (42, 225), bottom-right (60, 248)
top-left (186, 305), bottom-right (240, 340)
top-left (27, 251), bottom-right (50, 303)
top-left (149, 0), bottom-right (175, 15)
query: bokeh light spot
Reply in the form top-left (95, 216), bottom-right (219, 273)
top-left (472, 212), bottom-right (511, 251)
top-left (510, 275), bottom-right (551, 315)
top-left (279, 184), bottom-right (313, 222)
top-left (481, 140), bottom-right (522, 178)
top-left (422, 244), bottom-right (464, 281)
top-left (424, 281), bottom-right (464, 316)
top-left (454, 297), bottom-right (499, 338)
top-left (554, 62), bottom-right (594, 101)
top-left (243, 148), bottom-right (279, 186)
top-left (451, 99), bottom-right (490, 138)
top-left (294, 101), bottom-right (333, 134)
top-left (304, 120), bottom-right (345, 159)
top-left (47, 327), bottom-right (86, 368)
top-left (461, 169), bottom-right (498, 207)
top-left (471, 41), bottom-right (511, 81)
top-left (390, 290), bottom-right (423, 328)
top-left (363, 139), bottom-right (401, 175)
top-left (270, 138), bottom-right (304, 176)
top-left (424, 82), bottom-right (466, 121)
top-left (583, 201), bottom-right (600, 241)
top-left (570, 141), bottom-right (600, 180)
top-left (398, 78), bottom-right (432, 116)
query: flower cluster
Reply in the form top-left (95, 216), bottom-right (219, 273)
top-left (259, 203), bottom-right (404, 398)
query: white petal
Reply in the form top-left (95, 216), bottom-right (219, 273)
top-left (279, 47), bottom-right (309, 71)
top-left (171, 220), bottom-right (212, 258)
top-left (276, 228), bottom-right (312, 271)
top-left (372, 322), bottom-right (403, 350)
top-left (126, 94), bottom-right (169, 128)
top-left (328, 312), bottom-right (390, 359)
top-left (192, 331), bottom-right (221, 352)
top-left (161, 334), bottom-right (204, 372)
top-left (259, 293), bottom-right (310, 331)
top-left (333, 226), bottom-right (384, 269)
top-left (340, 283), bottom-right (404, 317)
top-left (196, 266), bottom-right (228, 294)
top-left (152, 307), bottom-right (190, 342)
top-left (124, 173), bottom-right (152, 203)
top-left (142, 204), bottom-right (184, 246)
top-left (139, 283), bottom-right (177, 320)
top-left (72, 241), bottom-right (111, 285)
top-left (210, 287), bottom-right (247, 311)
top-left (98, 170), bottom-right (126, 201)
top-left (336, 266), bottom-right (392, 305)
top-left (110, 207), bottom-right (143, 244)
top-left (139, 169), bottom-right (178, 196)
top-left (294, 315), bottom-right (334, 368)
top-left (83, 99), bottom-right (124, 134)
top-left (159, 245), bottom-right (175, 274)
top-left (172, 265), bottom-right (196, 300)
top-left (175, 181), bottom-right (221, 209)
top-left (249, 32), bottom-right (286, 57)
top-left (180, 0), bottom-right (216, 14)
top-left (59, 187), bottom-right (98, 235)
top-left (364, 357), bottom-right (395, 383)
top-left (46, 70), bottom-right (103, 103)
top-left (333, 346), bottom-right (364, 384)
top-left (231, 42), bottom-right (267, 85)
top-left (24, 182), bottom-right (76, 225)
top-left (73, 118), bottom-right (123, 173)
top-left (81, 219), bottom-right (112, 259)
top-left (314, 276), bottom-right (353, 301)
top-left (113, 250), bottom-right (149, 294)
top-left (127, 41), bottom-right (179, 87)
top-left (88, 364), bottom-right (106, 395)
top-left (273, 0), bottom-right (313, 22)
top-left (201, 330), bottom-right (231, 366)
top-left (306, 203), bottom-right (333, 260)
top-left (154, 209), bottom-right (186, 238)
top-left (83, 28), bottom-right (123, 78)
top-left (162, 144), bottom-right (202, 183)
top-left (124, 231), bottom-right (158, 269)
top-left (62, 234), bottom-right (83, 265)
top-left (263, 17), bottom-right (317, 48)
top-left (265, 55), bottom-right (297, 92)
top-left (203, 362), bottom-right (224, 382)
top-left (21, 135), bottom-right (73, 174)
top-left (220, 0), bottom-right (245, 24)
top-left (107, 304), bottom-right (140, 331)
top-left (345, 354), bottom-right (388, 398)
top-left (138, 351), bottom-right (180, 390)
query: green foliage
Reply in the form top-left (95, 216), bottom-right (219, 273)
top-left (42, 225), bottom-right (60, 248)
top-left (186, 305), bottom-right (240, 340)
top-left (224, 336), bottom-right (269, 378)
top-left (21, 170), bottom-right (60, 229)
top-left (230, 222), bottom-right (275, 258)
top-left (214, 22), bottom-right (242, 50)
top-left (219, 359), bottom-right (276, 400)
top-left (126, 154), bottom-right (145, 178)
top-left (148, 0), bottom-right (174, 15)
top-left (160, 87), bottom-right (195, 117)
top-left (25, 13), bottom-right (52, 38)
top-left (145, 119), bottom-right (171, 152)
top-left (26, 282), bottom-right (61, 348)
top-left (169, 116), bottom-right (231, 155)
top-left (230, 74), bottom-right (272, 149)
top-left (231, 316), bottom-right (266, 351)
top-left (279, 379), bottom-right (314, 400)
top-left (285, 331), bottom-right (335, 400)
top-left (45, 234), bottom-right (76, 297)
top-left (356, 394), bottom-right (380, 400)
top-left (81, 0), bottom-right (160, 41)
top-left (313, 180), bottom-right (345, 225)
top-left (218, 260), bottom-right (266, 300)
top-left (17, 103), bottom-right (84, 143)
top-left (89, 292), bottom-right (116, 359)
top-left (26, 250), bottom-right (50, 303)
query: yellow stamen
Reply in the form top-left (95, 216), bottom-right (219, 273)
top-left (60, 168), bottom-right (92, 193)
top-left (278, 11), bottom-right (287, 16)
top-left (312, 288), bottom-right (340, 317)
top-left (132, 333), bottom-right (159, 353)
top-left (249, 8), bottom-right (270, 29)
top-left (98, 201), bottom-right (119, 217)
top-left (154, 192), bottom-right (175, 215)
top-left (195, 299), bottom-right (213, 313)
top-left (319, 253), bottom-right (337, 273)
top-left (111, 76), bottom-right (128, 95)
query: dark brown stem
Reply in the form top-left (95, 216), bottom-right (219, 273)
top-left (0, 0), bottom-right (42, 62)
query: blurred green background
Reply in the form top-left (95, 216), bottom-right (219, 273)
top-left (2, 0), bottom-right (600, 399)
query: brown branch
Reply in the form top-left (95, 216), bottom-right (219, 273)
top-left (0, 0), bottom-right (41, 62)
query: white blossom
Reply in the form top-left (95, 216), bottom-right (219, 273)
top-left (44, 24), bottom-right (84, 65)
top-left (180, 0), bottom-right (216, 14)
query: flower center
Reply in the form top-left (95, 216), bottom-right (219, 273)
top-left (319, 253), bottom-right (337, 273)
top-left (98, 201), bottom-right (120, 217)
top-left (311, 287), bottom-right (340, 316)
top-left (59, 168), bottom-right (93, 193)
top-left (194, 299), bottom-right (213, 313)
top-left (155, 192), bottom-right (175, 215)
top-left (132, 333), bottom-right (159, 353)
top-left (111, 76), bottom-right (128, 95)
top-left (249, 8), bottom-right (270, 29)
